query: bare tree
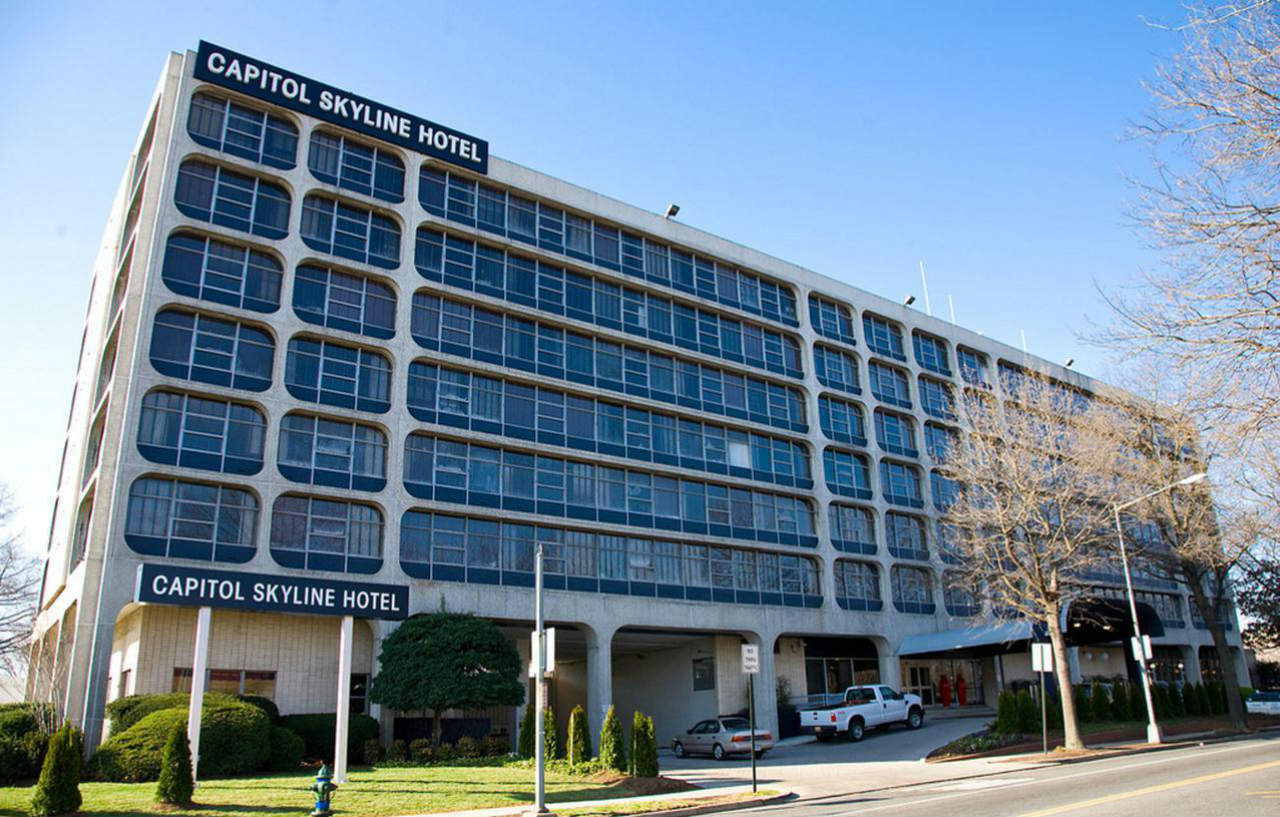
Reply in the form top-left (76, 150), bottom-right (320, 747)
top-left (939, 370), bottom-right (1131, 750)
top-left (0, 486), bottom-right (38, 677)
top-left (1106, 1), bottom-right (1280, 518)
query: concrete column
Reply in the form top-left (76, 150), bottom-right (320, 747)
top-left (334, 615), bottom-right (353, 783)
top-left (187, 606), bottom-right (212, 784)
top-left (1231, 648), bottom-right (1249, 690)
top-left (367, 622), bottom-right (384, 740)
top-left (747, 632), bottom-right (779, 736)
top-left (1066, 647), bottom-right (1083, 685)
top-left (1181, 645), bottom-right (1200, 684)
top-left (878, 645), bottom-right (903, 690)
top-left (584, 622), bottom-right (616, 733)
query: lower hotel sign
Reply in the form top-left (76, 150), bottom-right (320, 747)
top-left (135, 563), bottom-right (409, 620)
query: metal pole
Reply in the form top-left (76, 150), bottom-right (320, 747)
top-left (534, 542), bottom-right (549, 814)
top-left (334, 615), bottom-right (353, 783)
top-left (1040, 668), bottom-right (1047, 754)
top-left (1113, 505), bottom-right (1162, 745)
top-left (748, 673), bottom-right (757, 793)
top-left (187, 606), bottom-right (211, 784)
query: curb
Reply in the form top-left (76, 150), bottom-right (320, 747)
top-left (928, 723), bottom-right (1280, 765)
top-left (562, 790), bottom-right (792, 817)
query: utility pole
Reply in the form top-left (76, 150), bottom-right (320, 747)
top-left (532, 542), bottom-right (553, 815)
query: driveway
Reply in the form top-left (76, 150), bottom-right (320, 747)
top-left (662, 715), bottom-right (1001, 797)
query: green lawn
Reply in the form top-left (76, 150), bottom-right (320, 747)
top-left (0, 763), bottom-right (649, 817)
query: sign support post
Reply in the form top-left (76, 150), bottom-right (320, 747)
top-left (532, 543), bottom-right (552, 816)
top-left (741, 644), bottom-right (759, 793)
top-left (187, 606), bottom-right (211, 783)
top-left (334, 615), bottom-right (354, 783)
top-left (1031, 642), bottom-right (1053, 754)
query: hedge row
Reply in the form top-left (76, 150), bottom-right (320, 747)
top-left (0, 704), bottom-right (52, 785)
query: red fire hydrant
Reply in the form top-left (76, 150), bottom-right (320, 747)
top-left (939, 674), bottom-right (952, 707)
top-left (957, 674), bottom-right (968, 706)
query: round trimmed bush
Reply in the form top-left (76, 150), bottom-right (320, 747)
top-left (362, 738), bottom-right (383, 766)
top-left (409, 738), bottom-right (433, 765)
top-left (386, 739), bottom-right (407, 763)
top-left (456, 735), bottom-right (480, 758)
top-left (104, 692), bottom-right (239, 736)
top-left (90, 699), bottom-right (271, 782)
top-left (265, 726), bottom-right (305, 772)
top-left (237, 695), bottom-right (281, 724)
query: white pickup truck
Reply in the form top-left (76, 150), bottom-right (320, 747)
top-left (799, 684), bottom-right (925, 742)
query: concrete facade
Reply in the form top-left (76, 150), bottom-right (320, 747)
top-left (29, 44), bottom-right (1246, 753)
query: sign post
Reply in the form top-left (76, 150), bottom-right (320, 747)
top-left (1031, 642), bottom-right (1054, 754)
top-left (532, 543), bottom-right (552, 816)
top-left (334, 615), bottom-right (354, 783)
top-left (187, 606), bottom-right (211, 784)
top-left (741, 644), bottom-right (760, 793)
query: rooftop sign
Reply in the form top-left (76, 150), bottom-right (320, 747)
top-left (136, 563), bottom-right (409, 620)
top-left (194, 40), bottom-right (488, 174)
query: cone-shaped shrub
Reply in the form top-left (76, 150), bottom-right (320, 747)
top-left (1045, 688), bottom-right (1063, 729)
top-left (1110, 682), bottom-right (1129, 722)
top-left (518, 705), bottom-right (536, 759)
top-left (1168, 683), bottom-right (1185, 717)
top-left (543, 707), bottom-right (559, 760)
top-left (1088, 682), bottom-right (1109, 723)
top-left (1129, 683), bottom-right (1146, 722)
top-left (994, 691), bottom-right (1017, 734)
top-left (155, 724), bottom-right (194, 807)
top-left (599, 705), bottom-right (627, 772)
top-left (567, 705), bottom-right (591, 765)
top-left (1014, 690), bottom-right (1038, 733)
top-left (30, 724), bottom-right (82, 817)
top-left (634, 714), bottom-right (659, 777)
top-left (1184, 683), bottom-right (1201, 716)
top-left (1074, 684), bottom-right (1092, 723)
top-left (1152, 683), bottom-right (1170, 718)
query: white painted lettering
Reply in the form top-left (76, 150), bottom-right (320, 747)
top-left (207, 52), bottom-right (227, 75)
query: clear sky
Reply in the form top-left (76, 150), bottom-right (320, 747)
top-left (0, 1), bottom-right (1191, 554)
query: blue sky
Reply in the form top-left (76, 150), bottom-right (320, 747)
top-left (0, 1), bottom-right (1191, 552)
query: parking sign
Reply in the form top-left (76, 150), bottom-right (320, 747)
top-left (741, 644), bottom-right (759, 674)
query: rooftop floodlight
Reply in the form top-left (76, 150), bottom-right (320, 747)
top-left (1065, 358), bottom-right (1075, 367)
top-left (904, 295), bottom-right (916, 306)
top-left (664, 203), bottom-right (680, 219)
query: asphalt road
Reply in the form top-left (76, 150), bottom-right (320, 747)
top-left (747, 732), bottom-right (1280, 817)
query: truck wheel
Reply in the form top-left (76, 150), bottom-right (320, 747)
top-left (847, 718), bottom-right (865, 742)
top-left (907, 708), bottom-right (924, 729)
top-left (713, 743), bottom-right (726, 761)
top-left (672, 742), bottom-right (686, 758)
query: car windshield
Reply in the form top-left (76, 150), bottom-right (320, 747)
top-left (720, 718), bottom-right (750, 731)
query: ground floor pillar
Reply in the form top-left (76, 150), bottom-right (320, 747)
top-left (585, 622), bottom-right (616, 737)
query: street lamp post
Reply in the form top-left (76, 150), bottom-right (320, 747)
top-left (533, 541), bottom-right (551, 816)
top-left (1112, 471), bottom-right (1206, 746)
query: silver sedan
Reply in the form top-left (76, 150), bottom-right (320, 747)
top-left (672, 716), bottom-right (773, 760)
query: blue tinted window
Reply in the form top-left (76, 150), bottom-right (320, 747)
top-left (919, 376), bottom-right (956, 420)
top-left (809, 295), bottom-right (856, 345)
top-left (124, 476), bottom-right (256, 562)
top-left (823, 448), bottom-right (872, 499)
top-left (943, 572), bottom-right (980, 617)
top-left (137, 390), bottom-right (265, 474)
top-left (863, 314), bottom-right (905, 361)
top-left (187, 92), bottom-right (297, 169)
top-left (819, 396), bottom-right (867, 447)
top-left (308, 131), bottom-right (405, 203)
top-left (829, 504), bottom-right (876, 555)
top-left (278, 413), bottom-right (387, 491)
top-left (149, 308), bottom-right (273, 391)
top-left (161, 233), bottom-right (281, 313)
top-left (292, 264), bottom-right (396, 339)
top-left (880, 460), bottom-right (923, 508)
top-left (269, 494), bottom-right (382, 574)
top-left (958, 347), bottom-right (990, 387)
top-left (284, 336), bottom-right (391, 413)
top-left (886, 511), bottom-right (928, 560)
top-left (868, 362), bottom-right (911, 409)
top-left (175, 160), bottom-right (290, 239)
top-left (835, 560), bottom-right (882, 611)
top-left (924, 422), bottom-right (958, 461)
top-left (874, 409), bottom-right (917, 457)
top-left (891, 564), bottom-right (935, 614)
top-left (814, 346), bottom-right (861, 395)
top-left (913, 331), bottom-right (951, 376)
top-left (300, 194), bottom-right (400, 269)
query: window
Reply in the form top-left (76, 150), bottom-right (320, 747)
top-left (124, 476), bottom-right (257, 562)
top-left (823, 448), bottom-right (872, 499)
top-left (692, 657), bottom-right (715, 690)
top-left (292, 264), bottom-right (396, 339)
top-left (875, 409), bottom-right (917, 457)
top-left (284, 337), bottom-right (391, 413)
top-left (868, 362), bottom-right (911, 408)
top-left (863, 314), bottom-right (905, 360)
top-left (924, 422), bottom-right (958, 461)
top-left (919, 376), bottom-right (956, 420)
top-left (174, 159), bottom-right (290, 239)
top-left (819, 395), bottom-right (867, 447)
top-left (270, 494), bottom-right (383, 573)
top-left (137, 389), bottom-right (265, 474)
top-left (930, 470), bottom-right (959, 510)
top-left (300, 194), bottom-right (400, 269)
top-left (885, 511), bottom-right (928, 560)
top-left (957, 347), bottom-right (990, 388)
top-left (814, 345), bottom-right (861, 395)
top-left (69, 495), bottom-right (93, 569)
top-left (829, 504), bottom-right (876, 554)
top-left (913, 331), bottom-right (951, 376)
top-left (408, 294), bottom-right (807, 433)
top-left (809, 294), bottom-right (856, 345)
top-left (172, 667), bottom-right (277, 698)
top-left (278, 414), bottom-right (387, 491)
top-left (187, 91), bottom-right (297, 168)
top-left (149, 309), bottom-right (274, 391)
top-left (308, 131), bottom-right (405, 202)
top-left (943, 571), bottom-right (980, 617)
top-left (417, 169), bottom-right (799, 324)
top-left (835, 560), bottom-right (882, 611)
top-left (410, 228), bottom-right (800, 378)
top-left (891, 565), bottom-right (935, 614)
top-left (161, 233), bottom-right (282, 313)
top-left (880, 460), bottom-right (923, 507)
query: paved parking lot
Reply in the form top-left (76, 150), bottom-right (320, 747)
top-left (662, 715), bottom-right (1007, 797)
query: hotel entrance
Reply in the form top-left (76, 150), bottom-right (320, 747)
top-left (900, 658), bottom-right (984, 706)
